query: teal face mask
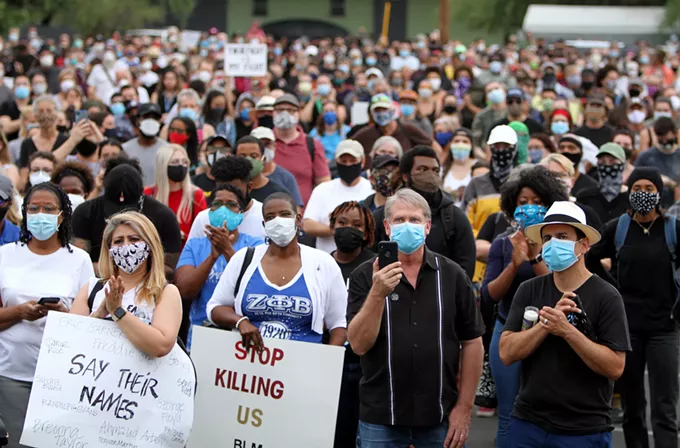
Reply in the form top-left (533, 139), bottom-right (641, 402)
top-left (390, 222), bottom-right (426, 254)
top-left (27, 212), bottom-right (61, 241)
top-left (541, 238), bottom-right (581, 272)
top-left (209, 206), bottom-right (243, 231)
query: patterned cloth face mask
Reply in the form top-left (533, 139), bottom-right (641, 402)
top-left (597, 164), bottom-right (624, 202)
top-left (110, 242), bottom-right (150, 274)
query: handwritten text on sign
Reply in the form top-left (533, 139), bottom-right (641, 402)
top-left (20, 312), bottom-right (195, 448)
top-left (188, 326), bottom-right (344, 448)
top-left (224, 44), bottom-right (268, 77)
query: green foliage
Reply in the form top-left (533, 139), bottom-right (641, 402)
top-left (50, 0), bottom-right (165, 36)
top-left (167, 0), bottom-right (196, 29)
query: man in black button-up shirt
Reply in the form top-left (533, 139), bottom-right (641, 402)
top-left (348, 188), bottom-right (485, 448)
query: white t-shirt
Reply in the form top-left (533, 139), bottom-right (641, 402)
top-left (303, 178), bottom-right (374, 253)
top-left (0, 243), bottom-right (94, 382)
top-left (87, 64), bottom-right (117, 105)
top-left (188, 199), bottom-right (265, 240)
top-left (88, 278), bottom-right (155, 325)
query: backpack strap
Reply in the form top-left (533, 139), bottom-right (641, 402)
top-left (87, 280), bottom-right (106, 313)
top-left (305, 135), bottom-right (316, 163)
top-left (234, 247), bottom-right (256, 298)
top-left (614, 213), bottom-right (631, 258)
top-left (440, 203), bottom-right (456, 248)
top-left (665, 215), bottom-right (677, 265)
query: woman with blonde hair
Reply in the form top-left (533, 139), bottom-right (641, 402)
top-left (71, 211), bottom-right (182, 357)
top-left (0, 128), bottom-right (19, 187)
top-left (144, 144), bottom-right (207, 242)
top-left (8, 106), bottom-right (36, 163)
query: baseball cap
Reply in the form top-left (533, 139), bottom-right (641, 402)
top-left (399, 90), bottom-right (419, 101)
top-left (305, 45), bottom-right (319, 56)
top-left (372, 154), bottom-right (399, 169)
top-left (597, 142), bottom-right (626, 163)
top-left (506, 88), bottom-right (525, 100)
top-left (335, 140), bottom-right (364, 160)
top-left (558, 133), bottom-right (583, 150)
top-left (586, 94), bottom-right (606, 106)
top-left (256, 95), bottom-right (275, 111)
top-left (487, 125), bottom-right (518, 146)
top-left (0, 174), bottom-right (13, 200)
top-left (370, 94), bottom-right (394, 111)
top-left (365, 68), bottom-right (384, 79)
top-left (251, 126), bottom-right (275, 141)
top-left (273, 93), bottom-right (300, 109)
top-left (137, 103), bottom-right (162, 118)
top-left (206, 134), bottom-right (230, 146)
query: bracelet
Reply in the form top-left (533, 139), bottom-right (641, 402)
top-left (235, 316), bottom-right (249, 330)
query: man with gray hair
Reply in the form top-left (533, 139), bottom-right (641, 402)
top-left (348, 188), bottom-right (485, 448)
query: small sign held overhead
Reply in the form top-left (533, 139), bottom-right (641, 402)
top-left (225, 43), bottom-right (268, 77)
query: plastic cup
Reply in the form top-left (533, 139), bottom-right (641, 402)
top-left (522, 306), bottom-right (539, 331)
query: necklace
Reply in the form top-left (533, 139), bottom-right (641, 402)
top-left (634, 215), bottom-right (658, 235)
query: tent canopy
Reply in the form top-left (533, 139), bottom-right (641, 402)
top-left (523, 5), bottom-right (666, 35)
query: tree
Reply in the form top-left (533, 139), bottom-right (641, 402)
top-left (167, 0), bottom-right (196, 29)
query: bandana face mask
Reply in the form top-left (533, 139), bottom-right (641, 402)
top-left (597, 164), bottom-right (624, 202)
top-left (490, 148), bottom-right (515, 181)
top-left (109, 242), bottom-right (150, 274)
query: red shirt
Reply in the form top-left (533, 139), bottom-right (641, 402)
top-left (274, 127), bottom-right (330, 205)
top-left (143, 186), bottom-right (207, 240)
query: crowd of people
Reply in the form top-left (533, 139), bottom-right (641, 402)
top-left (0, 22), bottom-right (679, 448)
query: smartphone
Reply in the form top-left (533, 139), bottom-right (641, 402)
top-left (38, 297), bottom-right (60, 305)
top-left (75, 109), bottom-right (88, 122)
top-left (378, 241), bottom-right (399, 270)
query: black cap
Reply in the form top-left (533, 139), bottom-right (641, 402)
top-left (507, 88), bottom-right (524, 99)
top-left (137, 103), bottom-right (162, 118)
top-left (273, 93), bottom-right (300, 109)
top-left (372, 154), bottom-right (399, 169)
top-left (558, 133), bottom-right (583, 150)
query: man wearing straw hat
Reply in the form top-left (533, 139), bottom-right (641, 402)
top-left (499, 201), bottom-right (630, 447)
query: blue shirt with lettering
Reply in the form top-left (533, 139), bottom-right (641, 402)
top-left (241, 266), bottom-right (320, 343)
top-left (176, 233), bottom-right (264, 349)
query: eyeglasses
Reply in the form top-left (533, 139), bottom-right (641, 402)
top-left (210, 200), bottom-right (240, 211)
top-left (26, 204), bottom-right (60, 214)
top-left (507, 98), bottom-right (523, 105)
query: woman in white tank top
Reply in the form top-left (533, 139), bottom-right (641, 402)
top-left (71, 211), bottom-right (182, 358)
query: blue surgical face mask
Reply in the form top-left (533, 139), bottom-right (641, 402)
top-left (435, 131), bottom-right (454, 147)
top-left (110, 102), bottom-right (126, 117)
top-left (209, 206), bottom-right (243, 231)
top-left (399, 49), bottom-right (410, 57)
top-left (513, 204), bottom-right (547, 229)
top-left (323, 111), bottom-right (337, 125)
top-left (15, 86), bottom-right (30, 100)
top-left (489, 61), bottom-right (503, 74)
top-left (528, 148), bottom-right (544, 164)
top-left (179, 108), bottom-right (198, 121)
top-left (366, 57), bottom-right (377, 66)
top-left (390, 222), bottom-right (426, 254)
top-left (317, 84), bottom-right (331, 96)
top-left (542, 238), bottom-right (581, 272)
top-left (551, 121), bottom-right (570, 136)
top-left (239, 107), bottom-right (251, 122)
top-left (450, 144), bottom-right (472, 161)
top-left (400, 103), bottom-right (415, 117)
top-left (27, 212), bottom-right (61, 241)
top-left (372, 110), bottom-right (394, 127)
top-left (487, 88), bottom-right (505, 105)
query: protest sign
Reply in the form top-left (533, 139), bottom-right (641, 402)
top-left (188, 326), bottom-right (344, 448)
top-left (225, 44), bottom-right (268, 77)
top-left (20, 312), bottom-right (195, 448)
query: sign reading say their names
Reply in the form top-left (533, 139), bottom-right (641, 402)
top-left (20, 312), bottom-right (195, 448)
top-left (225, 43), bottom-right (268, 77)
top-left (188, 326), bottom-right (344, 448)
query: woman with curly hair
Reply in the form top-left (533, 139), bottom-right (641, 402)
top-left (482, 165), bottom-right (569, 447)
top-left (0, 182), bottom-right (93, 448)
top-left (51, 160), bottom-right (95, 210)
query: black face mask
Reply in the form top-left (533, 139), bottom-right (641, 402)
top-left (334, 227), bottom-right (364, 253)
top-left (562, 151), bottom-right (583, 167)
top-left (56, 125), bottom-right (70, 134)
top-left (77, 139), bottom-right (98, 157)
top-left (104, 128), bottom-right (119, 139)
top-left (209, 107), bottom-right (225, 122)
top-left (629, 89), bottom-right (642, 98)
top-left (258, 115), bottom-right (274, 129)
top-left (581, 80), bottom-right (594, 91)
top-left (337, 162), bottom-right (362, 184)
top-left (167, 165), bottom-right (188, 182)
top-left (443, 104), bottom-right (457, 114)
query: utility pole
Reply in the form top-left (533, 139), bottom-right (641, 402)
top-left (439, 0), bottom-right (450, 43)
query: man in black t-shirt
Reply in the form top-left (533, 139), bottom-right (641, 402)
top-left (234, 135), bottom-right (289, 203)
top-left (500, 201), bottom-right (630, 447)
top-left (72, 159), bottom-right (181, 277)
top-left (574, 95), bottom-right (615, 148)
top-left (191, 135), bottom-right (231, 196)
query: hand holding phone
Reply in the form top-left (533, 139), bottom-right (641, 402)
top-left (38, 297), bottom-right (60, 305)
top-left (378, 241), bottom-right (399, 270)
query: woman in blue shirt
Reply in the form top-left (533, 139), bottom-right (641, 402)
top-left (175, 184), bottom-right (263, 348)
top-left (309, 100), bottom-right (351, 162)
top-left (207, 192), bottom-right (347, 350)
top-left (483, 165), bottom-right (568, 447)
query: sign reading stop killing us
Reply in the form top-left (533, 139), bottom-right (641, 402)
top-left (188, 326), bottom-right (344, 448)
top-left (20, 313), bottom-right (195, 448)
top-left (224, 43), bottom-right (268, 77)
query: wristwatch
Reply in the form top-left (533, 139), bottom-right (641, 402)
top-left (112, 307), bottom-right (127, 322)
top-left (530, 254), bottom-right (543, 265)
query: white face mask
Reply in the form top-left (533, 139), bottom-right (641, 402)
top-left (429, 78), bottom-right (442, 91)
top-left (33, 83), bottom-right (47, 95)
top-left (264, 216), bottom-right (297, 247)
top-left (263, 147), bottom-right (275, 163)
top-left (139, 118), bottom-right (160, 137)
top-left (198, 70), bottom-right (212, 83)
top-left (142, 61), bottom-right (153, 71)
top-left (68, 193), bottom-right (86, 210)
top-left (40, 54), bottom-right (54, 67)
top-left (627, 110), bottom-right (646, 124)
top-left (30, 170), bottom-right (51, 185)
top-left (60, 79), bottom-right (75, 93)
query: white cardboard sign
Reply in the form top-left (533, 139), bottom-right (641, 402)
top-left (225, 43), bottom-right (268, 77)
top-left (188, 326), bottom-right (344, 448)
top-left (21, 313), bottom-right (195, 448)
